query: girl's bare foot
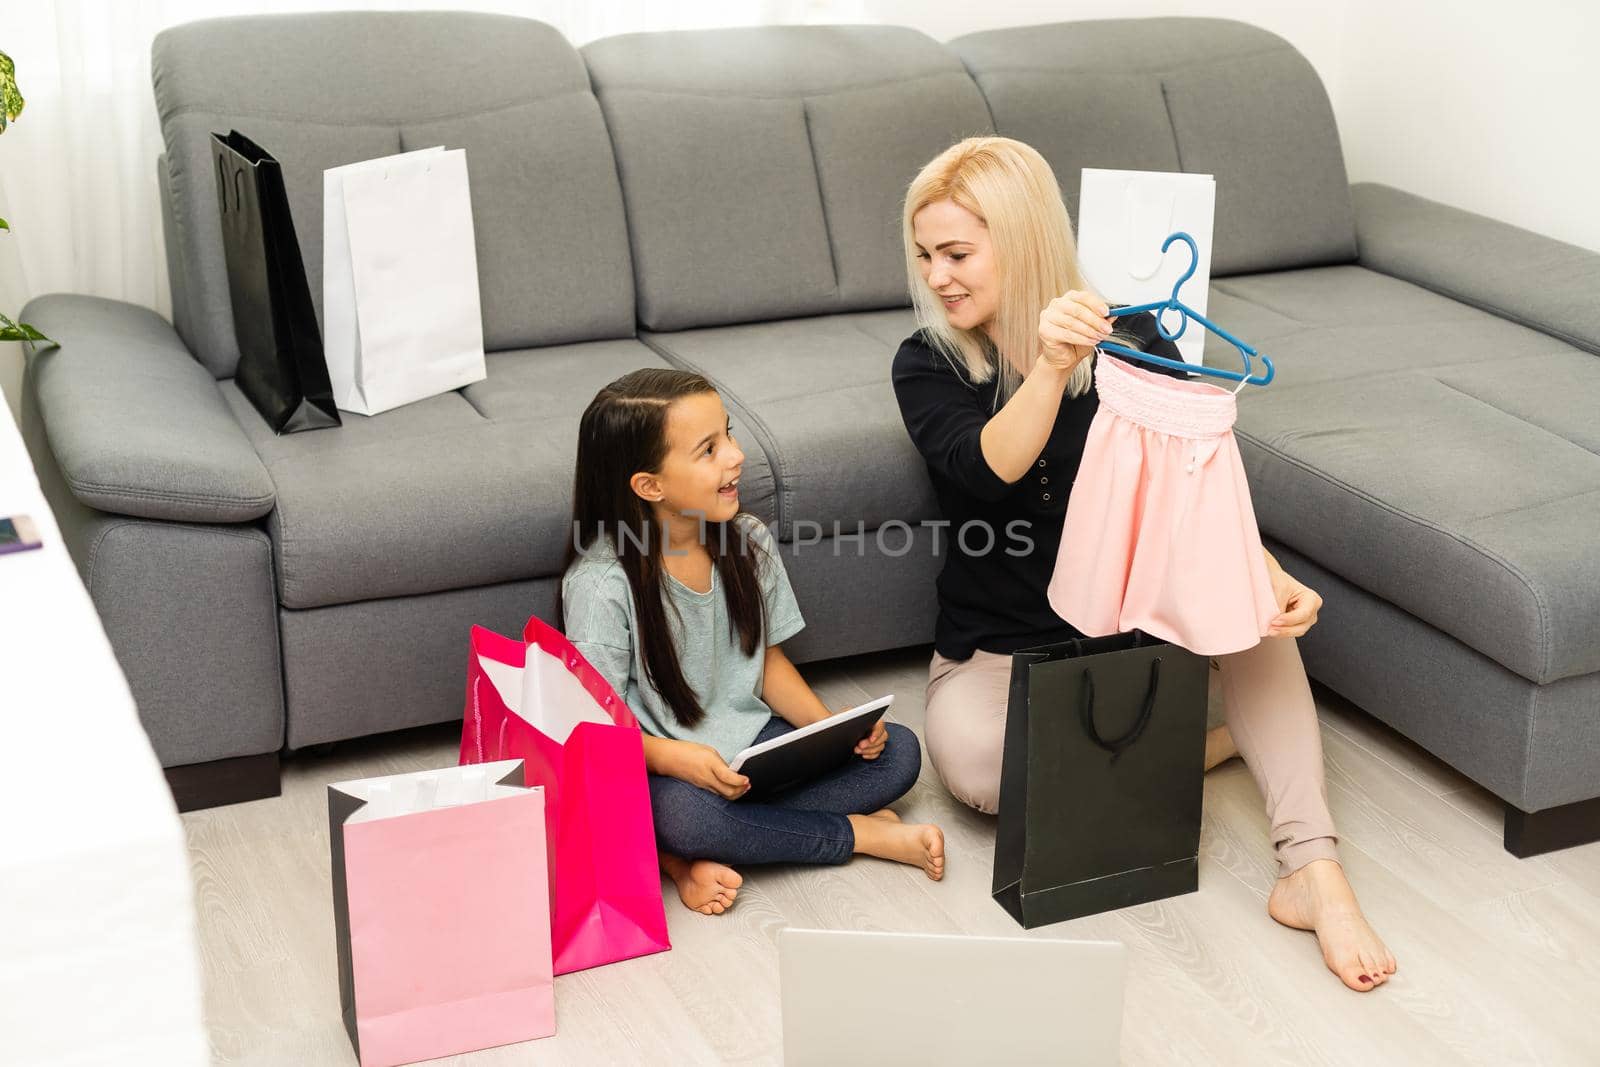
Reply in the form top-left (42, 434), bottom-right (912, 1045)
top-left (848, 815), bottom-right (945, 880)
top-left (660, 853), bottom-right (743, 915)
top-left (1204, 724), bottom-right (1238, 771)
top-left (1268, 859), bottom-right (1397, 991)
top-left (869, 808), bottom-right (902, 822)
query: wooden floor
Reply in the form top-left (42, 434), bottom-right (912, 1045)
top-left (182, 645), bottom-right (1600, 1066)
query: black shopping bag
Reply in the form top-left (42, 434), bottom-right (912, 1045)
top-left (992, 631), bottom-right (1209, 929)
top-left (212, 130), bottom-right (340, 434)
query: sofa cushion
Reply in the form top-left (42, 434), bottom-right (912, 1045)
top-left (952, 19), bottom-right (1356, 276)
top-left (583, 26), bottom-right (993, 331)
top-left (1220, 266), bottom-right (1600, 685)
top-left (1205, 265), bottom-right (1543, 388)
top-left (153, 12), bottom-right (634, 378)
top-left (226, 340), bottom-right (777, 609)
top-left (643, 309), bottom-right (937, 542)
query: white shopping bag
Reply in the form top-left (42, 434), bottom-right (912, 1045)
top-left (324, 147), bottom-right (486, 415)
top-left (1076, 169), bottom-right (1216, 366)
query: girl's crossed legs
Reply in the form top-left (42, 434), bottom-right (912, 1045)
top-left (651, 718), bottom-right (944, 913)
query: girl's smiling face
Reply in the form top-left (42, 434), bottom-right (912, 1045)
top-left (632, 390), bottom-right (745, 525)
top-left (912, 198), bottom-right (999, 338)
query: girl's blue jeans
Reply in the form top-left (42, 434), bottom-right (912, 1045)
top-left (648, 717), bottom-right (922, 865)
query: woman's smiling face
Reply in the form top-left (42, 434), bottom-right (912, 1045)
top-left (912, 198), bottom-right (999, 338)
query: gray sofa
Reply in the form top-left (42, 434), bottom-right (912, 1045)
top-left (20, 14), bottom-right (1600, 855)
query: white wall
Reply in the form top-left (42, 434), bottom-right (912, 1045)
top-left (850, 0), bottom-right (1600, 253)
top-left (1337, 0), bottom-right (1600, 253)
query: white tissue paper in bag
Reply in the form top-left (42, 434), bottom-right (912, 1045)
top-left (476, 637), bottom-right (610, 746)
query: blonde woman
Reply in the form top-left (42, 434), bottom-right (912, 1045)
top-left (890, 136), bottom-right (1396, 992)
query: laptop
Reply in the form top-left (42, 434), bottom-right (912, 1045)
top-left (779, 928), bottom-right (1126, 1066)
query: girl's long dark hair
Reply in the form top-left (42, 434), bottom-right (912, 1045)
top-left (558, 368), bottom-right (767, 728)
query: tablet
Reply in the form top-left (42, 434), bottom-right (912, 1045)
top-left (729, 696), bottom-right (893, 800)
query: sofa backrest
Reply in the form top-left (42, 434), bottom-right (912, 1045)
top-left (153, 12), bottom-right (635, 378)
top-left (952, 18), bottom-right (1357, 276)
top-left (582, 26), bottom-right (994, 333)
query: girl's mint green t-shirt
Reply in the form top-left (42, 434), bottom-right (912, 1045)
top-left (560, 517), bottom-right (806, 762)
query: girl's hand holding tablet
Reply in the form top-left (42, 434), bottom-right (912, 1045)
top-left (855, 719), bottom-right (889, 760)
top-left (673, 740), bottom-right (751, 800)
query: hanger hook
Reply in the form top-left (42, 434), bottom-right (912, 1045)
top-left (1142, 232), bottom-right (1202, 343)
top-left (1162, 231), bottom-right (1201, 302)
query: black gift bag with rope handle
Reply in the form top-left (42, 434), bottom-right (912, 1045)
top-left (992, 630), bottom-right (1210, 928)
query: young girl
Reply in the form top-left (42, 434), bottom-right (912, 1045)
top-left (560, 368), bottom-right (945, 915)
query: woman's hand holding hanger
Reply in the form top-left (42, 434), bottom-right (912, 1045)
top-left (1038, 290), bottom-right (1115, 372)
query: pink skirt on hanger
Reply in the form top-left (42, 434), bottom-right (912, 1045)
top-left (1047, 354), bottom-right (1278, 656)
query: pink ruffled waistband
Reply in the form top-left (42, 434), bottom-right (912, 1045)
top-left (1094, 353), bottom-right (1238, 439)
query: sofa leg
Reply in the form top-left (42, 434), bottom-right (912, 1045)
top-left (165, 753), bottom-right (282, 813)
top-left (1504, 796), bottom-right (1600, 858)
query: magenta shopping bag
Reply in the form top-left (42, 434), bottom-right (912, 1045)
top-left (461, 616), bottom-right (670, 974)
top-left (329, 761), bottom-right (554, 1067)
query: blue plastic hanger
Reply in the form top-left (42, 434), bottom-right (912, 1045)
top-left (1097, 232), bottom-right (1275, 388)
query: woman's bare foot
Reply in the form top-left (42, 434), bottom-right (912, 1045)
top-left (848, 814), bottom-right (945, 880)
top-left (869, 808), bottom-right (902, 822)
top-left (660, 853), bottom-right (743, 915)
top-left (1204, 724), bottom-right (1239, 771)
top-left (1268, 859), bottom-right (1397, 991)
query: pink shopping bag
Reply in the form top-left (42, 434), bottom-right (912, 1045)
top-left (329, 761), bottom-right (554, 1067)
top-left (461, 615), bottom-right (671, 974)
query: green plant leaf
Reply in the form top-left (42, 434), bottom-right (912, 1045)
top-left (0, 56), bottom-right (46, 346)
top-left (0, 310), bottom-right (53, 345)
top-left (0, 50), bottom-right (24, 134)
top-left (0, 325), bottom-right (55, 344)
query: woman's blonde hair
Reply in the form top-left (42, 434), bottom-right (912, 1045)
top-left (903, 136), bottom-right (1094, 402)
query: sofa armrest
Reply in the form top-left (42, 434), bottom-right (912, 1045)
top-left (1353, 182), bottom-right (1600, 356)
top-left (22, 294), bottom-right (275, 523)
